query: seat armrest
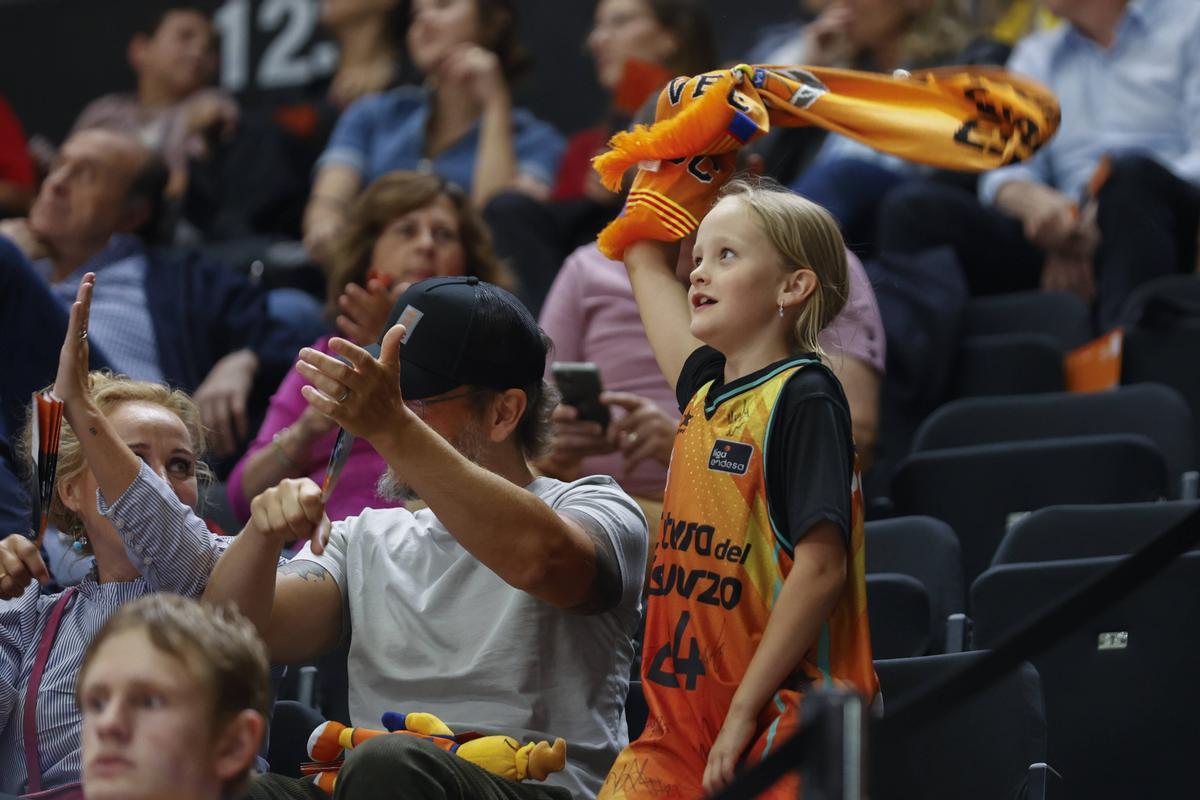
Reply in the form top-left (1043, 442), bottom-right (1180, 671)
top-left (1026, 762), bottom-right (1062, 800)
top-left (945, 613), bottom-right (972, 653)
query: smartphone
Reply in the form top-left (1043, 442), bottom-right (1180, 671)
top-left (552, 362), bottom-right (610, 428)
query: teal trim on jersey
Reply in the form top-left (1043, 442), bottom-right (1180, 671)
top-left (759, 359), bottom-right (819, 555)
top-left (770, 542), bottom-right (784, 606)
top-left (704, 358), bottom-right (820, 416)
top-left (818, 624), bottom-right (832, 687)
top-left (761, 692), bottom-right (789, 758)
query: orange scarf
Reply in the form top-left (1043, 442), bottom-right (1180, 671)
top-left (594, 64), bottom-right (1059, 259)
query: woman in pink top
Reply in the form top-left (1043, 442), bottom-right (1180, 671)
top-left (228, 172), bottom-right (510, 524)
top-left (537, 240), bottom-right (884, 501)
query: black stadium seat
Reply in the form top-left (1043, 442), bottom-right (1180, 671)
top-left (912, 384), bottom-right (1197, 497)
top-left (971, 553), bottom-right (1200, 800)
top-left (865, 516), bottom-right (964, 652)
top-left (964, 290), bottom-right (1093, 349)
top-left (992, 501), bottom-right (1200, 566)
top-left (866, 573), bottom-right (931, 659)
top-left (950, 333), bottom-right (1065, 398)
top-left (871, 652), bottom-right (1052, 800)
top-left (891, 434), bottom-right (1168, 587)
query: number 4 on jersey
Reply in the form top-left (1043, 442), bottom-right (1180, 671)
top-left (647, 612), bottom-right (706, 690)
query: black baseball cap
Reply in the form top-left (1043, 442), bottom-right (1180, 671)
top-left (378, 276), bottom-right (547, 401)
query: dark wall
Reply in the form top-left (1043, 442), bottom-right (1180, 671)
top-left (0, 0), bottom-right (800, 144)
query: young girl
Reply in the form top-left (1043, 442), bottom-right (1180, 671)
top-left (599, 178), bottom-right (877, 799)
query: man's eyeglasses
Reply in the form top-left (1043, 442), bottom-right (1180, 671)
top-left (403, 387), bottom-right (490, 419)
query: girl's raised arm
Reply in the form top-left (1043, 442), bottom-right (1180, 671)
top-left (624, 239), bottom-right (704, 389)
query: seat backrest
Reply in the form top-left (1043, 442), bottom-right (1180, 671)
top-left (866, 516), bottom-right (964, 651)
top-left (993, 501), bottom-right (1200, 566)
top-left (871, 652), bottom-right (1046, 800)
top-left (891, 434), bottom-right (1168, 588)
top-left (950, 333), bottom-right (1065, 399)
top-left (866, 573), bottom-right (932, 659)
top-left (1122, 330), bottom-right (1200, 466)
top-left (965, 290), bottom-right (1093, 349)
top-left (971, 552), bottom-right (1200, 800)
top-left (912, 384), bottom-right (1196, 492)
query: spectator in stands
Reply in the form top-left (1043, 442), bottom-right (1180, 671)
top-left (70, 5), bottom-right (235, 197)
top-left (0, 96), bottom-right (35, 218)
top-left (0, 277), bottom-right (247, 795)
top-left (77, 595), bottom-right (269, 800)
top-left (752, 0), bottom-right (1006, 255)
top-left (228, 172), bottom-right (510, 525)
top-left (555, 0), bottom-right (716, 203)
top-left (211, 277), bottom-right (646, 800)
top-left (303, 0), bottom-right (565, 266)
top-left (485, 0), bottom-right (716, 314)
top-left (0, 130), bottom-right (308, 457)
top-left (876, 0), bottom-right (1200, 329)
top-left (239, 0), bottom-right (407, 246)
top-left (537, 240), bottom-right (884, 513)
top-left (322, 0), bottom-right (405, 109)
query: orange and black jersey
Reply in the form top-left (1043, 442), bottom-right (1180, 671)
top-left (674, 345), bottom-right (856, 554)
top-left (600, 346), bottom-right (876, 800)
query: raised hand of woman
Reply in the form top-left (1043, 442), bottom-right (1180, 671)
top-left (53, 272), bottom-right (95, 409)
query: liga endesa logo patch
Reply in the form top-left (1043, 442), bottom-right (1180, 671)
top-left (708, 439), bottom-right (753, 475)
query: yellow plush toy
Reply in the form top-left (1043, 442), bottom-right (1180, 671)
top-left (304, 711), bottom-right (567, 794)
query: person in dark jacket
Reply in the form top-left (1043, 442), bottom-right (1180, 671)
top-left (0, 129), bottom-right (306, 457)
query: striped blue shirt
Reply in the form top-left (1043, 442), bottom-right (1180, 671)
top-left (35, 235), bottom-right (163, 383)
top-left (0, 463), bottom-right (234, 793)
top-left (979, 0), bottom-right (1200, 205)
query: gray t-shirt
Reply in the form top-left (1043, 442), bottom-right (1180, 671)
top-left (292, 475), bottom-right (648, 799)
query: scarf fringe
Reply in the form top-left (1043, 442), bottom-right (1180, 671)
top-left (592, 71), bottom-right (738, 192)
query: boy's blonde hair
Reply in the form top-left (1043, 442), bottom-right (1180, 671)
top-left (19, 372), bottom-right (210, 549)
top-left (717, 178), bottom-right (849, 357)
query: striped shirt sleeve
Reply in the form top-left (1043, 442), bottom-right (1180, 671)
top-left (0, 583), bottom-right (40, 733)
top-left (97, 462), bottom-right (223, 598)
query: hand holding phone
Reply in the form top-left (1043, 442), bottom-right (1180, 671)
top-left (552, 362), bottom-right (610, 428)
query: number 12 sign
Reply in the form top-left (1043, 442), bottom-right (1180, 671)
top-left (214, 0), bottom-right (338, 94)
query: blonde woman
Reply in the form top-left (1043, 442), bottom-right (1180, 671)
top-left (0, 275), bottom-right (238, 797)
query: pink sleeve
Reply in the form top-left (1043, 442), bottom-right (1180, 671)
top-left (538, 250), bottom-right (588, 379)
top-left (225, 336), bottom-right (326, 522)
top-left (819, 250), bottom-right (886, 375)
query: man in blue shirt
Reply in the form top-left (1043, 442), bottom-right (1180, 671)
top-left (876, 0), bottom-right (1200, 329)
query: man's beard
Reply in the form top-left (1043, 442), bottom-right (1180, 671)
top-left (375, 417), bottom-right (489, 503)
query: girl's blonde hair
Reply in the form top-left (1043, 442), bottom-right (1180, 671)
top-left (20, 372), bottom-right (210, 548)
top-left (717, 177), bottom-right (849, 357)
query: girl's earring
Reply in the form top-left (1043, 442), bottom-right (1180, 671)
top-left (778, 303), bottom-right (785, 318)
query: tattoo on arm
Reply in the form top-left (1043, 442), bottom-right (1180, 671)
top-left (278, 560), bottom-right (333, 584)
top-left (563, 510), bottom-right (623, 616)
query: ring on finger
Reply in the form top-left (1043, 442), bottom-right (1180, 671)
top-left (338, 388), bottom-right (351, 403)
top-left (627, 431), bottom-right (640, 444)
